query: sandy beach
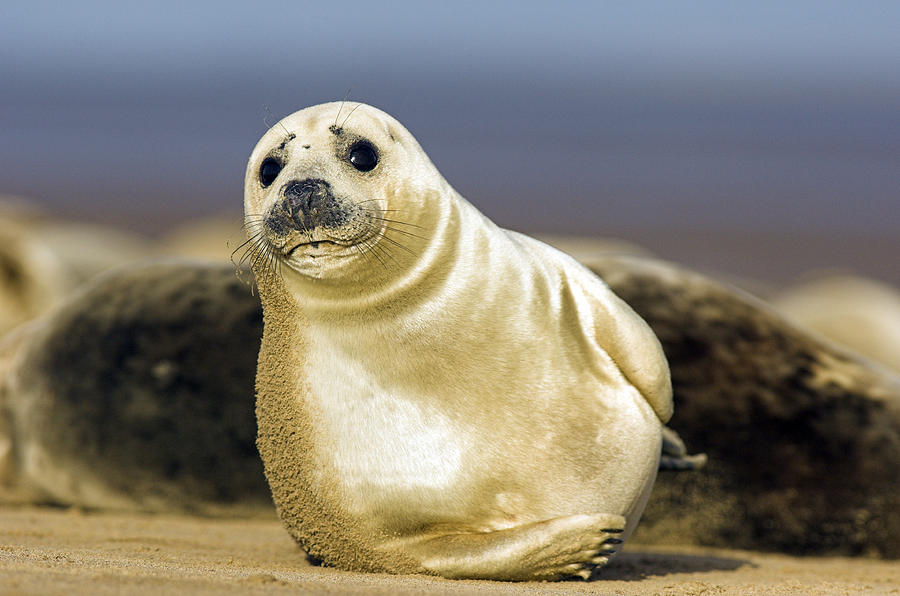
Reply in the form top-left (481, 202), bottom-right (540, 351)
top-left (2, 506), bottom-right (898, 595)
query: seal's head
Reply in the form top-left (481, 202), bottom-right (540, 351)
top-left (243, 102), bottom-right (445, 284)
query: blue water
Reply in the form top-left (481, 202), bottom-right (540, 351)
top-left (1, 1), bottom-right (897, 281)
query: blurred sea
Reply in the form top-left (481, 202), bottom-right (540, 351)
top-left (1, 2), bottom-right (897, 284)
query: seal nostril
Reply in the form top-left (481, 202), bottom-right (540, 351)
top-left (281, 178), bottom-right (339, 229)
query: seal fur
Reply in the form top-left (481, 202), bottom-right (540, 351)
top-left (0, 204), bottom-right (152, 336)
top-left (584, 255), bottom-right (900, 558)
top-left (244, 102), bottom-right (674, 580)
top-left (0, 261), bottom-right (270, 514)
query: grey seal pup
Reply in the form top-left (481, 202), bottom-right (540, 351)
top-left (244, 102), bottom-right (675, 580)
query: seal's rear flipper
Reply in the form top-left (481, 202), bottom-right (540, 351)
top-left (660, 425), bottom-right (707, 471)
top-left (384, 513), bottom-right (626, 581)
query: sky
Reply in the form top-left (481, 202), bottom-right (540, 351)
top-left (1, 1), bottom-right (897, 281)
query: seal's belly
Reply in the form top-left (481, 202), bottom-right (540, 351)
top-left (303, 335), bottom-right (660, 536)
top-left (317, 382), bottom-right (465, 491)
top-left (304, 349), bottom-right (476, 528)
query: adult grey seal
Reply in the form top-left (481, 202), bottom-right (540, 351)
top-left (0, 261), bottom-right (270, 514)
top-left (244, 102), bottom-right (676, 580)
top-left (583, 255), bottom-right (900, 558)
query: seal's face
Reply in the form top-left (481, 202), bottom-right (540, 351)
top-left (243, 102), bottom-right (436, 281)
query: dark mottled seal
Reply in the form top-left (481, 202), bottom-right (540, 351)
top-left (584, 254), bottom-right (900, 558)
top-left (0, 261), bottom-right (270, 514)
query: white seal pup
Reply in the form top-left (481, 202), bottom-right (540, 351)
top-left (0, 202), bottom-right (152, 336)
top-left (773, 274), bottom-right (900, 373)
top-left (244, 102), bottom-right (674, 580)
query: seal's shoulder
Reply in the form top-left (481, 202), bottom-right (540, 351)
top-left (504, 231), bottom-right (674, 421)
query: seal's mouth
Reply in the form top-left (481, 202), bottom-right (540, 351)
top-left (284, 239), bottom-right (339, 256)
top-left (262, 176), bottom-right (383, 260)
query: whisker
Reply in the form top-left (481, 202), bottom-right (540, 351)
top-left (356, 201), bottom-right (412, 217)
top-left (374, 241), bottom-right (400, 269)
top-left (360, 238), bottom-right (388, 269)
top-left (239, 231), bottom-right (266, 252)
top-left (382, 225), bottom-right (429, 242)
top-left (340, 102), bottom-right (362, 129)
top-left (263, 106), bottom-right (291, 138)
top-left (230, 236), bottom-right (256, 265)
top-left (231, 225), bottom-right (267, 280)
top-left (265, 249), bottom-right (276, 277)
top-left (232, 230), bottom-right (260, 249)
top-left (238, 242), bottom-right (261, 268)
top-left (354, 243), bottom-right (373, 268)
top-left (358, 207), bottom-right (412, 219)
top-left (238, 246), bottom-right (260, 270)
top-left (241, 215), bottom-right (266, 233)
top-left (369, 216), bottom-right (426, 229)
top-left (229, 216), bottom-right (262, 248)
top-left (249, 239), bottom-right (271, 271)
top-left (356, 198), bottom-right (381, 205)
top-left (378, 230), bottom-right (416, 256)
top-left (334, 89), bottom-right (352, 128)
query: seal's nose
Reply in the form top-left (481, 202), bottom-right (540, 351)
top-left (284, 178), bottom-right (332, 222)
top-left (264, 178), bottom-right (350, 236)
top-left (275, 178), bottom-right (345, 230)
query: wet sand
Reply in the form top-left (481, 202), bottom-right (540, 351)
top-left (2, 506), bottom-right (898, 595)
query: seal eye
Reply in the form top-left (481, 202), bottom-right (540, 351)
top-left (348, 142), bottom-right (378, 172)
top-left (259, 158), bottom-right (282, 187)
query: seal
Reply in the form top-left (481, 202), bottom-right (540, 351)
top-left (0, 200), bottom-right (152, 336)
top-left (243, 102), bottom-right (675, 580)
top-left (583, 254), bottom-right (900, 558)
top-left (773, 274), bottom-right (900, 373)
top-left (0, 261), bottom-right (270, 514)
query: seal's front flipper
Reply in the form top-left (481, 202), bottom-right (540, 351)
top-left (660, 425), bottom-right (707, 471)
top-left (390, 513), bottom-right (626, 581)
